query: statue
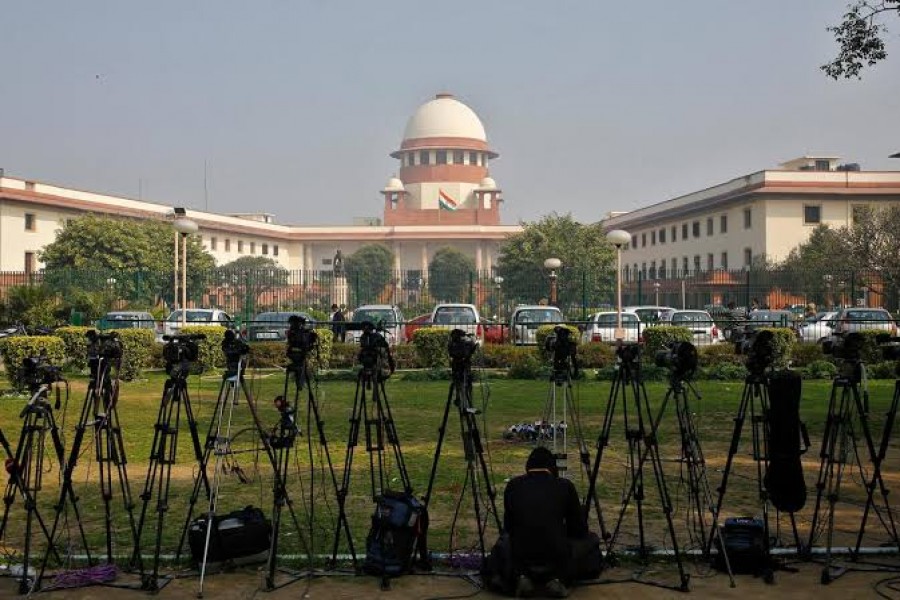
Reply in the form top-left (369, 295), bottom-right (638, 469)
top-left (333, 249), bottom-right (344, 277)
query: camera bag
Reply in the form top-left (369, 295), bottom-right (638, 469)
top-left (363, 491), bottom-right (428, 577)
top-left (188, 505), bottom-right (271, 566)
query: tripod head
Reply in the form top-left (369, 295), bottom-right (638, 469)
top-left (544, 325), bottom-right (579, 381)
top-left (222, 329), bottom-right (250, 378)
top-left (86, 330), bottom-right (123, 376)
top-left (655, 340), bottom-right (698, 385)
top-left (735, 329), bottom-right (776, 380)
top-left (823, 331), bottom-right (866, 383)
top-left (357, 321), bottom-right (395, 380)
top-left (448, 328), bottom-right (477, 378)
top-left (162, 333), bottom-right (204, 378)
top-left (18, 355), bottom-right (66, 414)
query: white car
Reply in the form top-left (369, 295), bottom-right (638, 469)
top-left (663, 310), bottom-right (723, 346)
top-left (346, 304), bottom-right (405, 345)
top-left (509, 305), bottom-right (564, 345)
top-left (797, 311), bottom-right (838, 343)
top-left (582, 311), bottom-right (641, 344)
top-left (163, 309), bottom-right (234, 338)
top-left (430, 303), bottom-right (483, 342)
top-left (623, 305), bottom-right (677, 325)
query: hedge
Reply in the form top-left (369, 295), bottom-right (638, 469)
top-left (54, 326), bottom-right (93, 371)
top-left (116, 329), bottom-right (156, 380)
top-left (641, 326), bottom-right (693, 359)
top-left (0, 336), bottom-right (66, 389)
top-left (756, 327), bottom-right (795, 370)
top-left (412, 328), bottom-right (452, 368)
top-left (180, 326), bottom-right (227, 371)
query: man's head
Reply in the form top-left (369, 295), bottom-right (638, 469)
top-left (526, 446), bottom-right (558, 477)
top-left (331, 303), bottom-right (339, 311)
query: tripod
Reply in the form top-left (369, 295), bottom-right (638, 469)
top-left (331, 337), bottom-right (412, 585)
top-left (264, 344), bottom-right (340, 591)
top-left (807, 359), bottom-right (900, 583)
top-left (131, 344), bottom-right (207, 592)
top-left (423, 347), bottom-right (500, 562)
top-left (36, 334), bottom-right (141, 591)
top-left (584, 345), bottom-right (690, 591)
top-left (0, 374), bottom-right (71, 594)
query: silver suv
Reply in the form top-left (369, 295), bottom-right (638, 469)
top-left (831, 308), bottom-right (897, 336)
top-left (348, 305), bottom-right (405, 345)
top-left (509, 305), bottom-right (564, 345)
top-left (163, 309), bottom-right (234, 338)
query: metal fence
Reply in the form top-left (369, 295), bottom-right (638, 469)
top-left (0, 267), bottom-right (897, 324)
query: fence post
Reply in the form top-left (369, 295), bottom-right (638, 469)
top-left (850, 271), bottom-right (856, 307)
top-left (468, 271), bottom-right (474, 305)
top-left (745, 269), bottom-right (751, 311)
top-left (637, 270), bottom-right (643, 305)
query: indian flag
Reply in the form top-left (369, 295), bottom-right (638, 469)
top-left (438, 189), bottom-right (459, 211)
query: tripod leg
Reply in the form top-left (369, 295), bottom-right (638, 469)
top-left (377, 378), bottom-right (412, 493)
top-left (565, 377), bottom-right (608, 541)
top-left (583, 367), bottom-right (622, 538)
top-left (423, 382), bottom-right (456, 509)
top-left (332, 374), bottom-right (364, 567)
top-left (808, 380), bottom-right (844, 551)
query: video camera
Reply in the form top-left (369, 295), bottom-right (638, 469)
top-left (615, 341), bottom-right (641, 366)
top-left (222, 329), bottom-right (250, 376)
top-left (544, 325), bottom-right (578, 379)
top-left (655, 340), bottom-right (698, 382)
top-left (86, 330), bottom-right (123, 362)
top-left (19, 355), bottom-right (65, 393)
top-left (822, 331), bottom-right (865, 362)
top-left (162, 333), bottom-right (205, 376)
top-left (448, 328), bottom-right (477, 370)
top-left (355, 321), bottom-right (394, 379)
top-left (286, 315), bottom-right (318, 363)
top-left (734, 329), bottom-right (776, 376)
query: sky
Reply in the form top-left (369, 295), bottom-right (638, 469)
top-left (1, 1), bottom-right (898, 227)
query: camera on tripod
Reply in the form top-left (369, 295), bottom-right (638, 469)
top-left (286, 315), bottom-right (318, 363)
top-left (355, 321), bottom-right (394, 379)
top-left (448, 328), bottom-right (477, 370)
top-left (19, 355), bottom-right (64, 392)
top-left (86, 330), bottom-right (123, 363)
top-left (655, 340), bottom-right (699, 381)
top-left (822, 331), bottom-right (865, 361)
top-left (222, 329), bottom-right (250, 376)
top-left (544, 325), bottom-right (578, 379)
top-left (615, 341), bottom-right (641, 365)
top-left (162, 333), bottom-right (204, 375)
top-left (734, 329), bottom-right (776, 375)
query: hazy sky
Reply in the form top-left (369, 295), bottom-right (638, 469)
top-left (2, 1), bottom-right (898, 226)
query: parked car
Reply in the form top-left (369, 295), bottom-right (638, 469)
top-left (662, 310), bottom-right (723, 345)
top-left (246, 311), bottom-right (315, 342)
top-left (623, 305), bottom-right (676, 325)
top-left (731, 309), bottom-right (794, 343)
top-left (481, 317), bottom-right (508, 344)
top-left (831, 307), bottom-right (897, 336)
top-left (430, 303), bottom-right (482, 342)
top-left (347, 304), bottom-right (405, 345)
top-left (404, 314), bottom-right (432, 343)
top-left (797, 311), bottom-right (838, 343)
top-left (509, 305), bottom-right (564, 345)
top-left (163, 309), bottom-right (234, 338)
top-left (582, 311), bottom-right (641, 344)
top-left (97, 311), bottom-right (157, 333)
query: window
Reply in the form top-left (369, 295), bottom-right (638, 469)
top-left (24, 213), bottom-right (36, 231)
top-left (651, 230), bottom-right (656, 245)
top-left (436, 150), bottom-right (447, 165)
top-left (659, 228), bottom-right (666, 244)
top-left (707, 253), bottom-right (714, 270)
top-left (453, 150), bottom-right (464, 164)
top-left (224, 239), bottom-right (231, 252)
top-left (693, 255), bottom-right (701, 272)
top-left (631, 235), bottom-right (637, 248)
top-left (262, 243), bottom-right (269, 255)
top-left (692, 221), bottom-right (700, 238)
top-left (407, 152), bottom-right (416, 166)
top-left (721, 252), bottom-right (728, 270)
top-left (641, 233), bottom-right (646, 248)
top-left (649, 261), bottom-right (656, 279)
top-left (250, 242), bottom-right (256, 254)
top-left (419, 150), bottom-right (430, 165)
top-left (682, 256), bottom-right (689, 272)
top-left (671, 226), bottom-right (677, 242)
top-left (273, 244), bottom-right (279, 257)
top-left (706, 218), bottom-right (713, 236)
top-left (743, 208), bottom-right (752, 229)
top-left (720, 214), bottom-right (728, 234)
top-left (815, 159), bottom-right (830, 171)
top-left (24, 252), bottom-right (35, 275)
top-left (744, 248), bottom-right (752, 266)
top-left (469, 151), bottom-right (478, 165)
top-left (671, 258), bottom-right (677, 275)
top-left (682, 223), bottom-right (688, 239)
top-left (210, 237), bottom-right (217, 251)
top-left (804, 205), bottom-right (822, 224)
top-left (237, 240), bottom-right (244, 253)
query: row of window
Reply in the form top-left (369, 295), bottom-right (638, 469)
top-left (402, 150), bottom-right (489, 167)
top-left (629, 210), bottom-right (751, 250)
top-left (624, 248), bottom-right (754, 281)
top-left (208, 236), bottom-right (279, 257)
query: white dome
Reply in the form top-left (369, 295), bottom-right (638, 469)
top-left (403, 93), bottom-right (487, 141)
top-left (478, 177), bottom-right (497, 190)
top-left (383, 176), bottom-right (405, 192)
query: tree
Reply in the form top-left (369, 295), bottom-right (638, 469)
top-left (215, 256), bottom-right (289, 315)
top-left (428, 247), bottom-right (476, 302)
top-left (496, 213), bottom-right (616, 307)
top-left (344, 244), bottom-right (395, 305)
top-left (823, 0), bottom-right (900, 79)
top-left (39, 215), bottom-right (216, 307)
top-left (842, 205), bottom-right (900, 302)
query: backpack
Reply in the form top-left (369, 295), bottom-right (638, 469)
top-left (363, 491), bottom-right (428, 577)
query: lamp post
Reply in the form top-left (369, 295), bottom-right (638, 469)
top-left (173, 214), bottom-right (199, 328)
top-left (653, 281), bottom-right (661, 306)
top-left (823, 274), bottom-right (833, 310)
top-left (494, 275), bottom-right (504, 320)
top-left (543, 258), bottom-right (561, 306)
top-left (606, 229), bottom-right (631, 341)
top-left (860, 285), bottom-right (869, 307)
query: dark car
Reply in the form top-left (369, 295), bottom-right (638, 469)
top-left (732, 309), bottom-right (795, 343)
top-left (247, 311), bottom-right (315, 342)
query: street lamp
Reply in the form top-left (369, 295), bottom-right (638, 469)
top-left (860, 285), bottom-right (869, 307)
top-left (543, 258), bottom-right (561, 306)
top-left (494, 275), bottom-right (504, 320)
top-left (653, 281), bottom-right (661, 306)
top-left (606, 229), bottom-right (631, 341)
top-left (173, 212), bottom-right (199, 328)
top-left (823, 274), bottom-right (833, 309)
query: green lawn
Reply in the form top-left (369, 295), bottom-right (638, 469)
top-left (1, 370), bottom-right (898, 568)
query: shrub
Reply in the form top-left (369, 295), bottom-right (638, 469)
top-left (577, 344), bottom-right (616, 369)
top-left (412, 328), bottom-right (451, 368)
top-left (392, 345), bottom-right (420, 370)
top-left (247, 342), bottom-right (287, 369)
top-left (854, 330), bottom-right (887, 365)
top-left (0, 336), bottom-right (66, 389)
top-left (312, 328), bottom-right (334, 369)
top-left (479, 345), bottom-right (535, 369)
top-left (641, 326), bottom-right (692, 359)
top-left (116, 329), bottom-right (155, 380)
top-left (181, 326), bottom-right (227, 371)
top-left (701, 362), bottom-right (747, 381)
top-left (697, 344), bottom-right (742, 367)
top-left (507, 350), bottom-right (548, 380)
top-left (867, 361), bottom-right (896, 380)
top-left (757, 327), bottom-right (796, 370)
top-left (54, 326), bottom-right (93, 371)
top-left (535, 324), bottom-right (580, 358)
top-left (805, 359), bottom-right (838, 380)
top-left (791, 342), bottom-right (826, 368)
top-left (329, 342), bottom-right (358, 369)
top-left (147, 343), bottom-right (165, 369)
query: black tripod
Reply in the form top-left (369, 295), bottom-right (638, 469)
top-left (36, 332), bottom-right (141, 591)
top-left (807, 357), bottom-right (900, 583)
top-left (264, 333), bottom-right (340, 591)
top-left (131, 335), bottom-right (208, 592)
top-left (584, 344), bottom-right (690, 591)
top-left (0, 363), bottom-right (70, 594)
top-left (331, 329), bottom-right (412, 584)
top-left (423, 333), bottom-right (500, 562)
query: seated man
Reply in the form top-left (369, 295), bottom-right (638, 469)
top-left (502, 446), bottom-right (591, 598)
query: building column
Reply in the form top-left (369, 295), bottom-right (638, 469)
top-left (297, 242), bottom-right (305, 285)
top-left (393, 242), bottom-right (402, 291)
top-left (475, 243), bottom-right (483, 272)
top-left (421, 243), bottom-right (428, 274)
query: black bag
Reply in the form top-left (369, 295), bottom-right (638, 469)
top-left (363, 491), bottom-right (428, 577)
top-left (764, 370), bottom-right (809, 513)
top-left (715, 516), bottom-right (767, 574)
top-left (188, 505), bottom-right (272, 566)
